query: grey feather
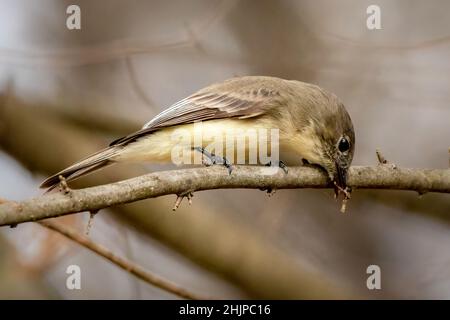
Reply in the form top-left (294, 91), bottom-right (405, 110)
top-left (110, 76), bottom-right (286, 146)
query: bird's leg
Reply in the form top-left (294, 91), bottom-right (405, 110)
top-left (193, 147), bottom-right (233, 174)
top-left (265, 160), bottom-right (288, 174)
top-left (279, 161), bottom-right (288, 174)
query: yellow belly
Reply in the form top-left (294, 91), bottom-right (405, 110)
top-left (114, 118), bottom-right (292, 166)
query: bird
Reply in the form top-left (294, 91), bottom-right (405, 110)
top-left (40, 76), bottom-right (355, 195)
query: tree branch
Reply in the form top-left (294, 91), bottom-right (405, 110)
top-left (1, 165), bottom-right (449, 227)
top-left (38, 220), bottom-right (205, 300)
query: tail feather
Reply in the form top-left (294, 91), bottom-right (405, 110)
top-left (40, 146), bottom-right (120, 190)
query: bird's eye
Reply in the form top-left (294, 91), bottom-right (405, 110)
top-left (338, 137), bottom-right (350, 152)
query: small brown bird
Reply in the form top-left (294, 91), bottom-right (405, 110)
top-left (41, 76), bottom-right (355, 194)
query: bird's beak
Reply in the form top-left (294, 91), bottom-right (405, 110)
top-left (334, 162), bottom-right (347, 192)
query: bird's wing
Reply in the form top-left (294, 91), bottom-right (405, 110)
top-left (110, 77), bottom-right (285, 146)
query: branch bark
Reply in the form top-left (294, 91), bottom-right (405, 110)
top-left (1, 165), bottom-right (449, 227)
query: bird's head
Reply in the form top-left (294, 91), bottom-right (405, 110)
top-left (320, 130), bottom-right (355, 195)
top-left (294, 100), bottom-right (355, 195)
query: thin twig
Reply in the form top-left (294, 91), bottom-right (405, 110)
top-left (0, 165), bottom-right (449, 227)
top-left (38, 219), bottom-right (206, 300)
top-left (172, 191), bottom-right (194, 211)
top-left (0, 0), bottom-right (238, 68)
top-left (85, 210), bottom-right (98, 236)
top-left (58, 175), bottom-right (72, 195)
top-left (376, 149), bottom-right (388, 164)
top-left (376, 149), bottom-right (396, 169)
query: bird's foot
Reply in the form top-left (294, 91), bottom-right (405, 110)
top-left (193, 147), bottom-right (233, 174)
top-left (259, 186), bottom-right (277, 197)
top-left (265, 160), bottom-right (288, 174)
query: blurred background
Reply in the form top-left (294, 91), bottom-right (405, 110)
top-left (0, 0), bottom-right (450, 299)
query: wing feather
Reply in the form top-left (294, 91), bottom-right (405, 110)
top-left (110, 77), bottom-right (285, 146)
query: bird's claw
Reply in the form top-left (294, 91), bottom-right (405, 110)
top-left (265, 160), bottom-right (288, 174)
top-left (193, 147), bottom-right (233, 175)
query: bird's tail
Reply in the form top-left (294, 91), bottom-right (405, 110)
top-left (40, 146), bottom-right (120, 191)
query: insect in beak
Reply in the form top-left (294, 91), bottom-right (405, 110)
top-left (333, 162), bottom-right (348, 198)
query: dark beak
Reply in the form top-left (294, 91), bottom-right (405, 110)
top-left (334, 162), bottom-right (347, 192)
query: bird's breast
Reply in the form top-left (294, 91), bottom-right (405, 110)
top-left (114, 118), bottom-right (303, 166)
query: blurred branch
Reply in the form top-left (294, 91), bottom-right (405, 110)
top-left (38, 219), bottom-right (205, 300)
top-left (43, 104), bottom-right (141, 137)
top-left (1, 165), bottom-right (449, 227)
top-left (318, 29), bottom-right (450, 51)
top-left (358, 190), bottom-right (450, 222)
top-left (124, 56), bottom-right (155, 109)
top-left (0, 38), bottom-right (190, 67)
top-left (0, 234), bottom-right (57, 299)
top-left (0, 0), bottom-right (238, 68)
